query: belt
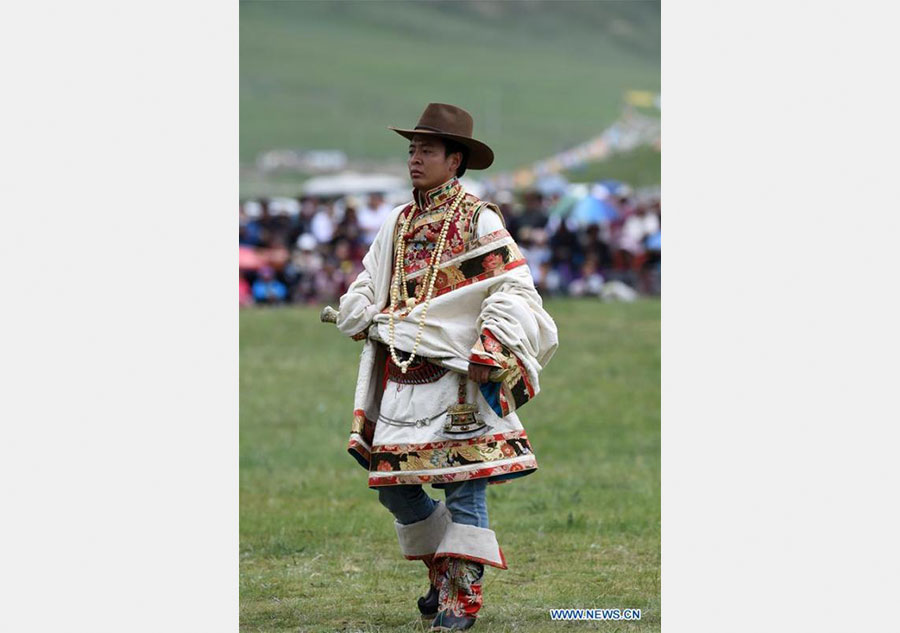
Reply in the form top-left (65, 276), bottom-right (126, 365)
top-left (385, 349), bottom-right (449, 385)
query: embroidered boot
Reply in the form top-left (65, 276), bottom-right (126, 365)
top-left (418, 554), bottom-right (447, 618)
top-left (429, 522), bottom-right (508, 631)
top-left (392, 501), bottom-right (453, 617)
top-left (430, 558), bottom-right (484, 631)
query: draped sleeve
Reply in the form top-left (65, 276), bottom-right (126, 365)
top-left (468, 209), bottom-right (559, 416)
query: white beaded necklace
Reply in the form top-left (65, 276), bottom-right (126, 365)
top-left (388, 186), bottom-right (466, 374)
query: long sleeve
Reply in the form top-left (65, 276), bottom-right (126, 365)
top-left (336, 265), bottom-right (379, 339)
top-left (336, 205), bottom-right (399, 338)
top-left (469, 209), bottom-right (559, 416)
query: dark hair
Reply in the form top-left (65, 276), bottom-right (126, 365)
top-left (440, 138), bottom-right (470, 178)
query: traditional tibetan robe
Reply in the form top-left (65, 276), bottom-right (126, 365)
top-left (337, 178), bottom-right (558, 488)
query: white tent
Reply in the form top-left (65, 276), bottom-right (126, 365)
top-left (302, 172), bottom-right (406, 197)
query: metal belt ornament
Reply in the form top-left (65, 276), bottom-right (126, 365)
top-left (444, 373), bottom-right (486, 435)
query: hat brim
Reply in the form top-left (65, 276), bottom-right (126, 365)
top-left (389, 127), bottom-right (494, 170)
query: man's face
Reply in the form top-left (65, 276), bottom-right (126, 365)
top-left (408, 135), bottom-right (459, 192)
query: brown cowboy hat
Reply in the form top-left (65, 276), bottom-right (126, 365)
top-left (389, 102), bottom-right (494, 170)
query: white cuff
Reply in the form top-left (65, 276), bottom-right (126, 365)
top-left (434, 522), bottom-right (508, 569)
top-left (394, 501), bottom-right (452, 559)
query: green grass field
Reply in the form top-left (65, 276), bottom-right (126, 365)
top-left (240, 1), bottom-right (660, 169)
top-left (240, 298), bottom-right (660, 632)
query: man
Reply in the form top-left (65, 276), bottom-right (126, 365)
top-left (336, 103), bottom-right (558, 631)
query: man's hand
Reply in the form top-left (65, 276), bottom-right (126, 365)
top-left (467, 362), bottom-right (493, 384)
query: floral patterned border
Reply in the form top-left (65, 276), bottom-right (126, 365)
top-left (368, 455), bottom-right (537, 487)
top-left (402, 244), bottom-right (526, 303)
top-left (471, 329), bottom-right (536, 417)
top-left (368, 429), bottom-right (536, 480)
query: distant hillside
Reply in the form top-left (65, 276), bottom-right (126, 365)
top-left (565, 145), bottom-right (660, 188)
top-left (240, 0), bottom-right (660, 172)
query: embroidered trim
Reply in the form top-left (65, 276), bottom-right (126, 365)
top-left (348, 435), bottom-right (371, 467)
top-left (382, 255), bottom-right (527, 317)
top-left (368, 455), bottom-right (537, 487)
top-left (371, 454), bottom-right (530, 477)
top-left (476, 329), bottom-right (536, 417)
top-left (368, 426), bottom-right (538, 485)
top-left (466, 228), bottom-right (509, 249)
top-left (416, 178), bottom-right (463, 209)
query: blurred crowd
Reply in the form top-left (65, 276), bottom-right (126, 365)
top-left (239, 188), bottom-right (660, 307)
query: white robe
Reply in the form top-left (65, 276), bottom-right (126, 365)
top-left (337, 191), bottom-right (558, 487)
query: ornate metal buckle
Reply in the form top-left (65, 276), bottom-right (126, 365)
top-left (443, 403), bottom-right (485, 434)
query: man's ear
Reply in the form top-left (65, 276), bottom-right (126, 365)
top-left (448, 151), bottom-right (461, 172)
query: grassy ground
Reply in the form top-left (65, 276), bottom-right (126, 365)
top-left (240, 298), bottom-right (660, 632)
top-left (240, 1), bottom-right (660, 169)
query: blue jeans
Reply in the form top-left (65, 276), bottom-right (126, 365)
top-left (377, 479), bottom-right (489, 528)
